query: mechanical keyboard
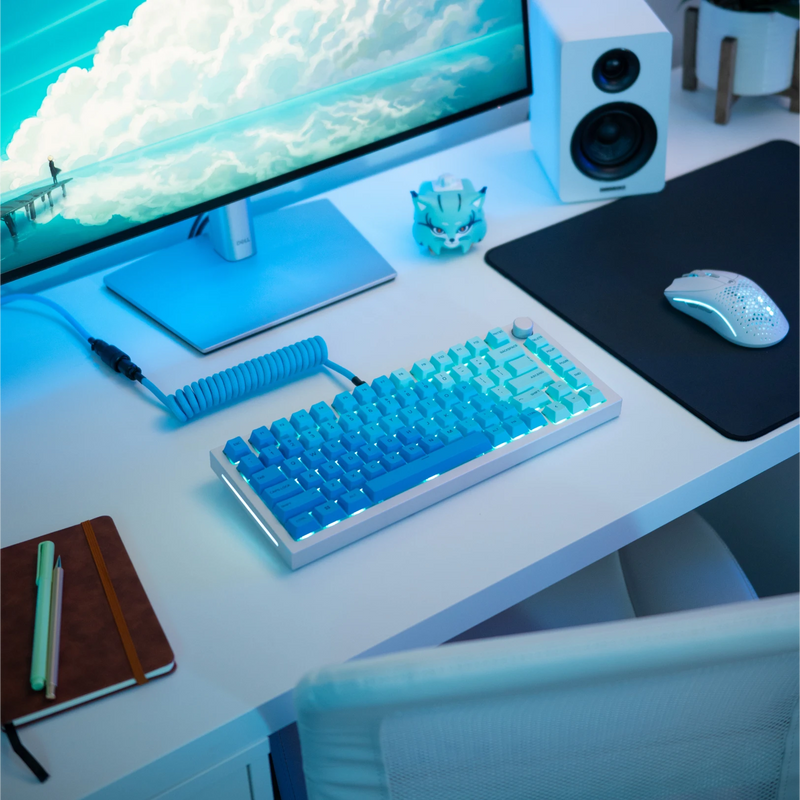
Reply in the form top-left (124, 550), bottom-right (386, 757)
top-left (211, 318), bottom-right (621, 568)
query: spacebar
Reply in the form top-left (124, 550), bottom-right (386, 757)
top-left (363, 432), bottom-right (493, 503)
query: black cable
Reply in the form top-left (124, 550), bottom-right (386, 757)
top-left (195, 216), bottom-right (210, 237)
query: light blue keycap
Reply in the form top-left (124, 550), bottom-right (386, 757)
top-left (510, 388), bottom-right (549, 413)
top-left (546, 381), bottom-right (571, 401)
top-left (562, 392), bottom-right (588, 414)
top-left (454, 384), bottom-right (478, 403)
top-left (503, 416), bottom-right (528, 438)
top-left (488, 385), bottom-right (513, 404)
top-left (538, 345), bottom-right (562, 365)
top-left (353, 384), bottom-right (378, 406)
top-left (524, 334), bottom-right (548, 355)
top-left (452, 402), bottom-right (474, 421)
top-left (411, 360), bottom-right (436, 381)
top-left (338, 412), bottom-right (361, 433)
top-left (486, 328), bottom-right (510, 348)
top-left (333, 392), bottom-right (359, 415)
top-left (361, 422), bottom-right (385, 444)
top-left (507, 369), bottom-right (552, 395)
top-left (448, 344), bottom-right (471, 364)
top-left (309, 402), bottom-right (336, 425)
top-left (551, 357), bottom-right (576, 377)
top-left (431, 351), bottom-right (454, 372)
top-left (521, 408), bottom-right (548, 430)
top-left (398, 406), bottom-right (423, 427)
top-left (432, 372), bottom-right (456, 391)
top-left (450, 364), bottom-right (472, 383)
top-left (379, 415), bottom-right (404, 435)
top-left (465, 337), bottom-right (489, 357)
top-left (542, 402), bottom-right (570, 423)
top-left (485, 342), bottom-right (525, 368)
top-left (488, 367), bottom-right (512, 386)
top-left (506, 356), bottom-right (536, 378)
top-left (483, 425), bottom-right (510, 447)
top-left (390, 369), bottom-right (414, 390)
top-left (564, 369), bottom-right (591, 390)
top-left (371, 375), bottom-right (395, 398)
top-left (468, 358), bottom-right (490, 376)
top-left (579, 386), bottom-right (606, 406)
top-left (456, 418), bottom-right (482, 436)
top-left (376, 396), bottom-right (401, 416)
top-left (434, 390), bottom-right (457, 410)
top-left (299, 429), bottom-right (325, 450)
top-left (471, 375), bottom-right (494, 395)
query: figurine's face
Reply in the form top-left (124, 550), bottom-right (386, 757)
top-left (412, 187), bottom-right (486, 255)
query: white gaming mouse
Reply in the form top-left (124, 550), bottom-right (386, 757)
top-left (664, 270), bottom-right (789, 348)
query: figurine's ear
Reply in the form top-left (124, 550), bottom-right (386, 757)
top-left (410, 190), bottom-right (430, 212)
top-left (471, 187), bottom-right (487, 210)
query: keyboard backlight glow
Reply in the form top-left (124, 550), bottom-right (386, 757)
top-left (220, 474), bottom-right (279, 548)
top-left (424, 474), bottom-right (441, 482)
top-left (352, 509), bottom-right (366, 516)
top-left (298, 532), bottom-right (316, 540)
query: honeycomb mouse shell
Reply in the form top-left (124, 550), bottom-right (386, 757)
top-left (664, 273), bottom-right (790, 348)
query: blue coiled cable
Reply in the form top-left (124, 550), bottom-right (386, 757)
top-left (2, 294), bottom-right (360, 423)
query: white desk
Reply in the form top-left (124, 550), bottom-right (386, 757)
top-left (2, 72), bottom-right (798, 800)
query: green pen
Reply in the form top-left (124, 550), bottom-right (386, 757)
top-left (30, 541), bottom-right (55, 691)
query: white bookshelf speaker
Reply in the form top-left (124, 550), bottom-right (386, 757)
top-left (529, 0), bottom-right (672, 203)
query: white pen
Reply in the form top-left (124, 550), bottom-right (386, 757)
top-left (46, 556), bottom-right (64, 700)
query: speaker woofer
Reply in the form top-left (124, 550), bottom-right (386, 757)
top-left (570, 102), bottom-right (657, 181)
top-left (592, 48), bottom-right (640, 93)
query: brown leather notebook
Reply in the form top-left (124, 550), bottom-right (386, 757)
top-left (1, 516), bottom-right (175, 727)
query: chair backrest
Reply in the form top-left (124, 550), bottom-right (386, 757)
top-left (295, 594), bottom-right (799, 800)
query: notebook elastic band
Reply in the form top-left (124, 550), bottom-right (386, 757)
top-left (3, 723), bottom-right (49, 782)
top-left (82, 520), bottom-right (147, 685)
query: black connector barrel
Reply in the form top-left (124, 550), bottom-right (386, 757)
top-left (89, 339), bottom-right (144, 382)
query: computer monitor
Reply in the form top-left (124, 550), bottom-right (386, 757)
top-left (1, 0), bottom-right (531, 350)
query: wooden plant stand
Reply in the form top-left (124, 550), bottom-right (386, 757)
top-left (682, 6), bottom-right (799, 124)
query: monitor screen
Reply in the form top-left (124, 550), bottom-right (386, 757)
top-left (1, 0), bottom-right (530, 283)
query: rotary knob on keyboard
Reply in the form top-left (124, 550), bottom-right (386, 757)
top-left (512, 317), bottom-right (534, 339)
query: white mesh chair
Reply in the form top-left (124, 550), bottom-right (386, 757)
top-left (294, 514), bottom-right (799, 800)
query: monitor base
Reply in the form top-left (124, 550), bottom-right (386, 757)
top-left (104, 199), bottom-right (396, 353)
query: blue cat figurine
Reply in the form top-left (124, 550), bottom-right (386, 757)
top-left (411, 174), bottom-right (487, 255)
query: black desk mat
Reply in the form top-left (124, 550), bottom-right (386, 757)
top-left (485, 141), bottom-right (799, 441)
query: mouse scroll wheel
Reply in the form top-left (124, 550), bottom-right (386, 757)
top-left (681, 273), bottom-right (699, 278)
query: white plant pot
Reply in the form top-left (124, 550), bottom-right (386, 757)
top-left (696, 0), bottom-right (799, 96)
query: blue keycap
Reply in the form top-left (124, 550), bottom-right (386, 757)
top-left (299, 429), bottom-right (325, 450)
top-left (390, 369), bottom-right (414, 390)
top-left (371, 376), bottom-right (395, 398)
top-left (474, 410), bottom-right (498, 430)
top-left (434, 390), bottom-right (457, 410)
top-left (398, 407), bottom-right (423, 428)
top-left (237, 453), bottom-right (264, 480)
top-left (361, 423), bottom-right (385, 445)
top-left (250, 467), bottom-right (284, 495)
top-left (379, 415), bottom-right (403, 436)
top-left (364, 432), bottom-right (492, 502)
top-left (290, 409), bottom-right (316, 433)
top-left (321, 440), bottom-right (347, 461)
top-left (415, 418), bottom-right (440, 438)
top-left (285, 512), bottom-right (320, 540)
top-left (337, 411), bottom-right (361, 433)
top-left (492, 402), bottom-right (517, 422)
top-left (486, 328), bottom-right (511, 348)
top-left (470, 394), bottom-right (495, 413)
top-left (454, 383), bottom-right (478, 403)
top-left (249, 427), bottom-right (276, 452)
top-left (318, 460), bottom-right (344, 481)
top-left (564, 369), bottom-right (591, 390)
top-left (451, 402), bottom-right (474, 421)
top-left (354, 384), bottom-right (378, 405)
top-left (258, 445), bottom-right (283, 468)
top-left (434, 410), bottom-right (458, 429)
top-left (521, 409), bottom-right (548, 430)
top-left (341, 470), bottom-right (366, 491)
top-left (339, 452), bottom-right (364, 472)
top-left (301, 448), bottom-right (327, 472)
top-left (418, 435), bottom-right (444, 454)
top-left (313, 501), bottom-right (346, 527)
top-left (376, 396), bottom-right (401, 416)
top-left (381, 452), bottom-right (406, 471)
top-left (341, 432), bottom-right (366, 452)
top-left (274, 488), bottom-right (326, 524)
top-left (310, 401), bottom-right (336, 425)
top-left (438, 426), bottom-right (463, 445)
top-left (417, 398), bottom-right (439, 418)
top-left (333, 392), bottom-right (359, 415)
top-left (270, 419), bottom-right (296, 441)
top-left (396, 427), bottom-right (421, 446)
top-left (318, 421), bottom-right (344, 442)
top-left (223, 437), bottom-right (251, 463)
top-left (456, 418), bottom-right (482, 436)
top-left (503, 416), bottom-right (528, 438)
top-left (321, 479), bottom-right (346, 500)
top-left (279, 438), bottom-right (304, 459)
top-left (338, 490), bottom-right (372, 515)
top-left (297, 470), bottom-right (324, 490)
top-left (488, 385), bottom-right (514, 405)
top-left (413, 382), bottom-right (438, 401)
top-left (400, 444), bottom-right (424, 462)
top-left (280, 457), bottom-right (306, 479)
top-left (361, 461), bottom-right (387, 481)
top-left (263, 480), bottom-right (302, 508)
top-left (394, 388), bottom-right (418, 408)
top-left (357, 443), bottom-right (383, 463)
top-left (356, 405), bottom-right (381, 425)
top-left (377, 434), bottom-right (401, 454)
top-left (484, 425), bottom-right (511, 447)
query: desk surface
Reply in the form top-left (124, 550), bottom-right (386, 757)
top-left (2, 71), bottom-right (799, 800)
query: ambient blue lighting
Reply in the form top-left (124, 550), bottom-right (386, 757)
top-left (671, 298), bottom-right (737, 338)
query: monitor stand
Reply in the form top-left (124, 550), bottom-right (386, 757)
top-left (104, 199), bottom-right (396, 353)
